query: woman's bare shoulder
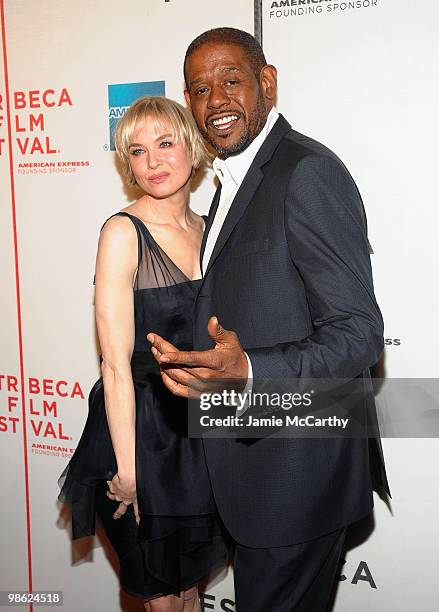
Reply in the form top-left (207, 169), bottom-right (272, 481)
top-left (193, 211), bottom-right (206, 227)
top-left (96, 214), bottom-right (139, 275)
top-left (99, 212), bottom-right (137, 241)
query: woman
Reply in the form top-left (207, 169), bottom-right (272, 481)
top-left (58, 96), bottom-right (229, 611)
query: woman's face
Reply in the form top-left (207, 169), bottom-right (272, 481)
top-left (128, 116), bottom-right (192, 199)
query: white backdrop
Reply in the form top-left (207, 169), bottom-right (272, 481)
top-left (262, 1), bottom-right (439, 610)
top-left (1, 0), bottom-right (438, 610)
top-left (0, 1), bottom-right (252, 610)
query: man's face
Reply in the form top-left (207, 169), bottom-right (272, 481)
top-left (184, 42), bottom-right (273, 157)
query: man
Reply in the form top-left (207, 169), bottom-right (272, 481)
top-left (148, 28), bottom-right (389, 611)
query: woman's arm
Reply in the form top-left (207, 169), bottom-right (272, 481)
top-left (94, 215), bottom-right (138, 504)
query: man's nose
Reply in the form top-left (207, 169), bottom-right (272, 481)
top-left (207, 83), bottom-right (231, 108)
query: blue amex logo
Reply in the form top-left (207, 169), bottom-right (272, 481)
top-left (108, 81), bottom-right (165, 150)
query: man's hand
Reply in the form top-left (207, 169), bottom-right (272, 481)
top-left (147, 316), bottom-right (248, 398)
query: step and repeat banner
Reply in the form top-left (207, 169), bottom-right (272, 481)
top-left (262, 1), bottom-right (439, 611)
top-left (0, 1), bottom-right (252, 610)
top-left (0, 0), bottom-right (437, 610)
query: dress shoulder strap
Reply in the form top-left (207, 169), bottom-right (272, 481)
top-left (99, 211), bottom-right (188, 290)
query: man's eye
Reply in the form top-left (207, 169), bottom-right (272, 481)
top-left (225, 79), bottom-right (238, 86)
top-left (130, 148), bottom-right (144, 156)
top-left (194, 86), bottom-right (208, 96)
top-left (159, 141), bottom-right (173, 148)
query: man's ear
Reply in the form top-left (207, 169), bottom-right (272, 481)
top-left (184, 89), bottom-right (192, 109)
top-left (260, 65), bottom-right (277, 103)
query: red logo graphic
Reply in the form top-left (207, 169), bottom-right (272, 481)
top-left (0, 86), bottom-right (91, 174)
top-left (0, 372), bottom-right (85, 452)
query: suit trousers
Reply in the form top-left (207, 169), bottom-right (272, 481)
top-left (233, 527), bottom-right (346, 612)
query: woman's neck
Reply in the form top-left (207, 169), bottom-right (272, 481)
top-left (137, 184), bottom-right (194, 229)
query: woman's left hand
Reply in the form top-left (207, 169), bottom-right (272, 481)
top-left (112, 497), bottom-right (140, 524)
top-left (107, 472), bottom-right (136, 502)
top-left (106, 473), bottom-right (140, 523)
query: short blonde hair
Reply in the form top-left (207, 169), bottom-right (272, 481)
top-left (114, 95), bottom-right (209, 186)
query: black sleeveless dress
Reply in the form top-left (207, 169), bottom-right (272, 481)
top-left (58, 212), bottom-right (229, 599)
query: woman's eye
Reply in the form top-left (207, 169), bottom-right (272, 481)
top-left (159, 141), bottom-right (173, 148)
top-left (130, 148), bottom-right (144, 156)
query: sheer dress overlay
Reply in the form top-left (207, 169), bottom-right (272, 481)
top-left (58, 212), bottom-right (228, 599)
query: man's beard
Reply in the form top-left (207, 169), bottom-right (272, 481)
top-left (200, 93), bottom-right (268, 158)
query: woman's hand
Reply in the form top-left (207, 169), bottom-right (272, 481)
top-left (106, 473), bottom-right (140, 524)
top-left (107, 472), bottom-right (136, 501)
top-left (112, 497), bottom-right (140, 524)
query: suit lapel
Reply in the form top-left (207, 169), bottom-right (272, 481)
top-left (203, 114), bottom-right (292, 279)
top-left (200, 183), bottom-right (221, 270)
top-left (203, 167), bottom-right (264, 278)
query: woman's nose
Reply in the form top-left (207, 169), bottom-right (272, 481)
top-left (147, 151), bottom-right (162, 169)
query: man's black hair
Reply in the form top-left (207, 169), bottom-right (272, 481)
top-left (184, 27), bottom-right (267, 88)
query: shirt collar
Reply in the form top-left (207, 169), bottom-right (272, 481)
top-left (213, 107), bottom-right (279, 187)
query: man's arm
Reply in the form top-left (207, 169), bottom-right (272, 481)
top-left (149, 153), bottom-right (383, 407)
top-left (247, 153), bottom-right (384, 381)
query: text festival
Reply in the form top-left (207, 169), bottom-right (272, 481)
top-left (0, 373), bottom-right (83, 440)
top-left (199, 560), bottom-right (376, 610)
top-left (0, 87), bottom-right (72, 156)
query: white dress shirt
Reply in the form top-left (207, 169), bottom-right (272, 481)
top-left (202, 108), bottom-right (280, 413)
top-left (202, 107), bottom-right (279, 273)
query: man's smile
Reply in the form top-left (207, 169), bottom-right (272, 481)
top-left (208, 113), bottom-right (241, 134)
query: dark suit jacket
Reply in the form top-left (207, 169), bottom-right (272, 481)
top-left (194, 114), bottom-right (389, 548)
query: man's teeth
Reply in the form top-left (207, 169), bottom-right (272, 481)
top-left (212, 115), bottom-right (238, 128)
